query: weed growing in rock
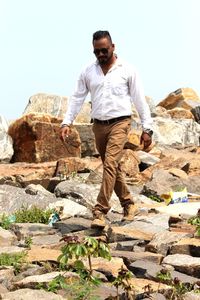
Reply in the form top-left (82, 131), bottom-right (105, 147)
top-left (14, 205), bottom-right (54, 224)
top-left (0, 206), bottom-right (54, 227)
top-left (112, 266), bottom-right (135, 300)
top-left (38, 273), bottom-right (101, 299)
top-left (188, 209), bottom-right (200, 236)
top-left (58, 235), bottom-right (111, 278)
top-left (24, 236), bottom-right (33, 249)
top-left (156, 269), bottom-right (200, 299)
top-left (0, 251), bottom-right (27, 274)
top-left (0, 213), bottom-right (12, 229)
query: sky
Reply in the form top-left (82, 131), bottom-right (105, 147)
top-left (0, 0), bottom-right (200, 121)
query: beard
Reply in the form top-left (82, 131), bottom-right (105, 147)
top-left (98, 52), bottom-right (113, 65)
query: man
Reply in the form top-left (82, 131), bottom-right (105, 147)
top-left (60, 30), bottom-right (153, 228)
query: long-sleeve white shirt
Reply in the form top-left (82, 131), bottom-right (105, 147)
top-left (62, 58), bottom-right (152, 130)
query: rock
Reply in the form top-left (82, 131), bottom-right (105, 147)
top-left (170, 238), bottom-right (200, 257)
top-left (167, 107), bottom-right (195, 119)
top-left (0, 246), bottom-right (26, 255)
top-left (107, 226), bottom-right (154, 243)
top-left (157, 88), bottom-right (200, 110)
top-left (120, 149), bottom-right (140, 177)
top-left (0, 268), bottom-right (15, 288)
top-left (23, 93), bottom-right (68, 118)
top-left (156, 202), bottom-right (200, 218)
top-left (25, 184), bottom-right (53, 196)
top-left (129, 277), bottom-right (171, 295)
top-left (0, 227), bottom-right (17, 247)
top-left (8, 113), bottom-right (81, 163)
top-left (129, 260), bottom-right (199, 284)
top-left (84, 257), bottom-right (126, 277)
top-left (191, 106), bottom-right (200, 124)
top-left (0, 115), bottom-right (13, 163)
top-left (162, 254), bottom-right (200, 278)
top-left (111, 250), bottom-right (163, 265)
top-left (0, 185), bottom-right (57, 214)
top-left (14, 271), bottom-right (79, 288)
top-left (74, 123), bottom-right (97, 157)
top-left (48, 198), bottom-right (90, 219)
top-left (27, 246), bottom-right (61, 263)
top-left (152, 117), bottom-right (200, 146)
top-left (53, 217), bottom-right (92, 234)
top-left (0, 288), bottom-right (65, 299)
top-left (183, 292), bottom-right (200, 299)
top-left (145, 231), bottom-right (192, 255)
top-left (10, 223), bottom-right (58, 240)
top-left (31, 234), bottom-right (62, 248)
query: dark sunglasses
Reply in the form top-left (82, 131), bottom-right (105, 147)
top-left (93, 48), bottom-right (109, 55)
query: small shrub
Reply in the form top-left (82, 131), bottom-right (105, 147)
top-left (14, 205), bottom-right (54, 224)
top-left (0, 252), bottom-right (27, 273)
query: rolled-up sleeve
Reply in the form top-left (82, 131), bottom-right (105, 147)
top-left (62, 72), bottom-right (89, 125)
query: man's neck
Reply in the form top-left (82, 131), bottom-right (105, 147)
top-left (100, 55), bottom-right (117, 74)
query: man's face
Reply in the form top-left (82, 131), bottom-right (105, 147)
top-left (93, 37), bottom-right (115, 65)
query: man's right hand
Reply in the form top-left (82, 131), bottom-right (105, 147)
top-left (60, 125), bottom-right (71, 142)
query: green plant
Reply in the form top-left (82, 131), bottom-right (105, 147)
top-left (0, 252), bottom-right (27, 273)
top-left (188, 210), bottom-right (200, 237)
top-left (38, 274), bottom-right (101, 299)
top-left (58, 236), bottom-right (111, 277)
top-left (112, 266), bottom-right (135, 300)
top-left (14, 205), bottom-right (54, 224)
top-left (156, 269), bottom-right (199, 299)
top-left (24, 236), bottom-right (33, 249)
top-left (0, 213), bottom-right (12, 229)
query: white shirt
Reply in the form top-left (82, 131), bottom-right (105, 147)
top-left (62, 58), bottom-right (152, 130)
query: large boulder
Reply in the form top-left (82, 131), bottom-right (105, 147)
top-left (24, 93), bottom-right (91, 123)
top-left (157, 88), bottom-right (200, 110)
top-left (23, 93), bottom-right (68, 118)
top-left (0, 115), bottom-right (13, 163)
top-left (8, 113), bottom-right (81, 163)
top-left (152, 117), bottom-right (200, 146)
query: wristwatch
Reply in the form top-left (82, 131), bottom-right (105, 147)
top-left (60, 124), bottom-right (70, 128)
top-left (143, 129), bottom-right (153, 137)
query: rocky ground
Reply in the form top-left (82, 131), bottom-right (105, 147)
top-left (1, 89), bottom-right (200, 299)
top-left (0, 146), bottom-right (200, 299)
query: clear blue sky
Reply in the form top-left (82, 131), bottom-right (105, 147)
top-left (1, 0), bottom-right (200, 121)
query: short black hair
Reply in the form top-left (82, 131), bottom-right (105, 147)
top-left (93, 30), bottom-right (112, 43)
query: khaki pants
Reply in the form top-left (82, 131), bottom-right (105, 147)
top-left (92, 118), bottom-right (133, 214)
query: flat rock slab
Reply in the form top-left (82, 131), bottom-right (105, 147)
top-left (0, 288), bottom-right (65, 299)
top-left (163, 254), bottom-right (200, 278)
top-left (111, 250), bottom-right (163, 265)
top-left (146, 230), bottom-right (192, 255)
top-left (156, 202), bottom-right (200, 217)
top-left (129, 278), bottom-right (171, 295)
top-left (170, 238), bottom-right (200, 257)
top-left (27, 246), bottom-right (61, 262)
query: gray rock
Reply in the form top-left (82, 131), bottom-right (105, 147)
top-left (163, 254), bottom-right (200, 278)
top-left (10, 223), bottom-right (57, 240)
top-left (0, 227), bottom-right (17, 247)
top-left (0, 185), bottom-right (58, 215)
top-left (53, 217), bottom-right (91, 234)
top-left (0, 288), bottom-right (65, 299)
top-left (152, 117), bottom-right (200, 146)
top-left (0, 115), bottom-right (13, 163)
top-left (146, 231), bottom-right (192, 255)
top-left (23, 93), bottom-right (68, 119)
top-left (183, 292), bottom-right (200, 299)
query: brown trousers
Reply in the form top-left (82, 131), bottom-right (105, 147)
top-left (92, 118), bottom-right (133, 214)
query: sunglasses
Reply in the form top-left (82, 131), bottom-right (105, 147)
top-left (93, 48), bottom-right (109, 55)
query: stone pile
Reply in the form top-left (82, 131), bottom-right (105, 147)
top-left (0, 88), bottom-right (200, 299)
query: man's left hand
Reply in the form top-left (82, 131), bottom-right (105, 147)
top-left (140, 131), bottom-right (152, 150)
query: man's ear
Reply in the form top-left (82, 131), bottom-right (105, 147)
top-left (112, 43), bottom-right (115, 51)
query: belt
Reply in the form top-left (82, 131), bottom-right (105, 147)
top-left (93, 115), bottom-right (131, 125)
